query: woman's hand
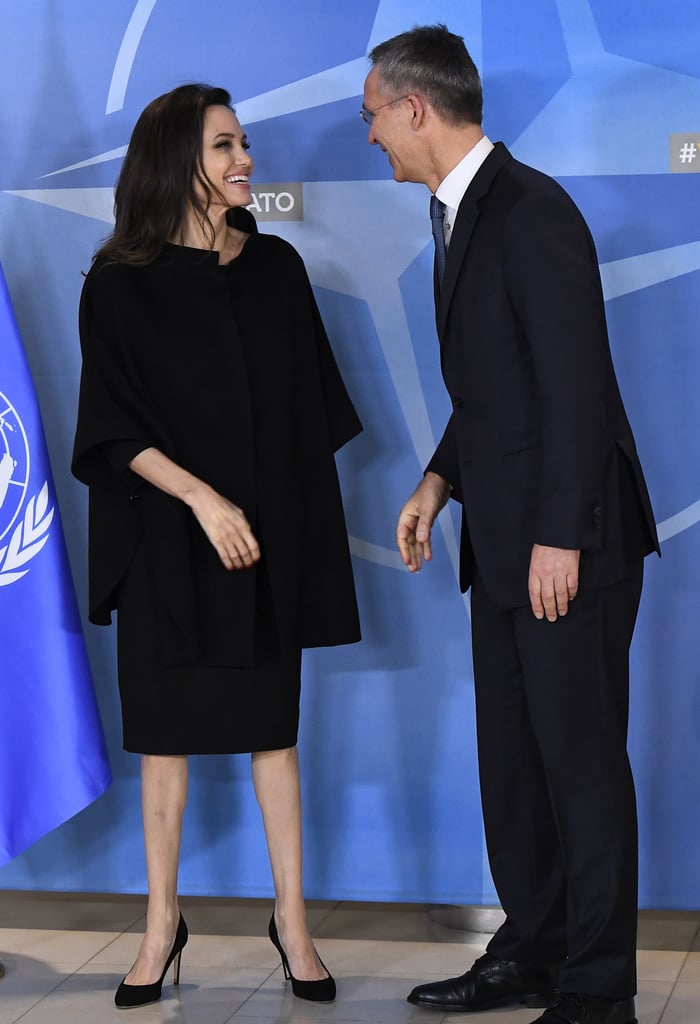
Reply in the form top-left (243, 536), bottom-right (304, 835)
top-left (128, 447), bottom-right (260, 571)
top-left (188, 485), bottom-right (260, 571)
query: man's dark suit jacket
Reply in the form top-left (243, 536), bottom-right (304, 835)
top-left (427, 142), bottom-right (659, 608)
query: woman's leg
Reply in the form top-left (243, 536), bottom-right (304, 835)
top-left (252, 746), bottom-right (328, 981)
top-left (124, 753), bottom-right (188, 985)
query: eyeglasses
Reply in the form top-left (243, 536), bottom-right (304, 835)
top-left (359, 95), bottom-right (411, 125)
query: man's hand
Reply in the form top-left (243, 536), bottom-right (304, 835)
top-left (528, 544), bottom-right (580, 621)
top-left (397, 472), bottom-right (451, 572)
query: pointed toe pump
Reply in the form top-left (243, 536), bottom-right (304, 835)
top-left (268, 912), bottom-right (336, 1002)
top-left (115, 913), bottom-right (188, 1008)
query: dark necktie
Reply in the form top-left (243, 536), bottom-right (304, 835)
top-left (430, 194), bottom-right (447, 286)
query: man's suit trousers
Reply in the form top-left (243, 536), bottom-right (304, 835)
top-left (471, 561), bottom-right (644, 999)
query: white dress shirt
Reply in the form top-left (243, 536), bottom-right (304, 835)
top-left (435, 135), bottom-right (494, 247)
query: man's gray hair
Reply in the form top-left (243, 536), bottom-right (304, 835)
top-left (369, 24), bottom-right (482, 127)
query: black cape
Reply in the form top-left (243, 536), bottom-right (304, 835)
top-left (72, 224), bottom-right (361, 667)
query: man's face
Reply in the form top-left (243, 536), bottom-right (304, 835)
top-left (362, 67), bottom-right (418, 183)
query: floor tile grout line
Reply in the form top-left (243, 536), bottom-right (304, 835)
top-left (310, 900), bottom-right (344, 936)
top-left (223, 962), bottom-right (319, 1019)
top-left (6, 920), bottom-right (148, 1024)
top-left (222, 963), bottom-right (286, 1021)
top-left (657, 948), bottom-right (692, 1024)
top-left (81, 910), bottom-right (147, 965)
top-left (9, 964), bottom-right (84, 1024)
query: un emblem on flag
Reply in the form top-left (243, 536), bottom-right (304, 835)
top-left (0, 390), bottom-right (29, 539)
top-left (0, 390), bottom-right (53, 586)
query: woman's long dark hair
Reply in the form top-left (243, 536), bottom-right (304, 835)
top-left (96, 83), bottom-right (233, 265)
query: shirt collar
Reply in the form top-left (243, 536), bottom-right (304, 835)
top-left (435, 135), bottom-right (494, 214)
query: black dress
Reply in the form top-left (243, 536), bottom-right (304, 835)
top-left (72, 228), bottom-right (361, 755)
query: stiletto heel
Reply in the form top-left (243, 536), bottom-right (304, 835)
top-left (172, 948), bottom-right (183, 986)
top-left (115, 913), bottom-right (188, 1008)
top-left (268, 912), bottom-right (336, 1002)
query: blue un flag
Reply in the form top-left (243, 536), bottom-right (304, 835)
top-left (0, 262), bottom-right (111, 865)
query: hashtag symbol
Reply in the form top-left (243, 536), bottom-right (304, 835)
top-left (679, 142), bottom-right (697, 164)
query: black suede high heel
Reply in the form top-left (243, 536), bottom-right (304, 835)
top-left (114, 913), bottom-right (188, 1008)
top-left (268, 912), bottom-right (336, 1002)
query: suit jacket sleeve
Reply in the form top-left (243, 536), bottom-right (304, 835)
top-left (426, 415), bottom-right (463, 503)
top-left (503, 189), bottom-right (610, 550)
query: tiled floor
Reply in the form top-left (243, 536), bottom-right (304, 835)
top-left (0, 894), bottom-right (698, 1024)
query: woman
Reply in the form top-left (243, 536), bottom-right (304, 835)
top-left (72, 83), bottom-right (361, 1009)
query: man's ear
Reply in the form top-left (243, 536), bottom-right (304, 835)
top-left (407, 94), bottom-right (428, 129)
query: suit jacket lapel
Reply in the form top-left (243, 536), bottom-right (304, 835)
top-left (436, 142), bottom-right (512, 339)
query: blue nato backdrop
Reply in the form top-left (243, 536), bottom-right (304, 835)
top-left (1, 0), bottom-right (699, 907)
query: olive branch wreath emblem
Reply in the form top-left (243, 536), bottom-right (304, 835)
top-left (0, 482), bottom-right (54, 586)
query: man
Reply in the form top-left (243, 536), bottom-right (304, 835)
top-left (362, 25), bottom-right (659, 1024)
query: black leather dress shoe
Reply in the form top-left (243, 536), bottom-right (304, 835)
top-left (407, 952), bottom-right (557, 1012)
top-left (529, 993), bottom-right (637, 1024)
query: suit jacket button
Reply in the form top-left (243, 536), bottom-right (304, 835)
top-left (452, 396), bottom-right (463, 408)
